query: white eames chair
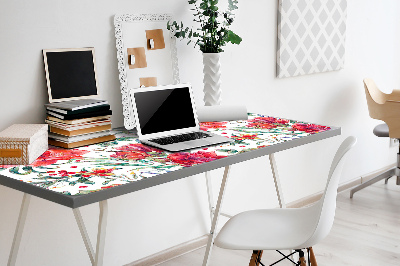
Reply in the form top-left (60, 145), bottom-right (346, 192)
top-left (214, 136), bottom-right (357, 266)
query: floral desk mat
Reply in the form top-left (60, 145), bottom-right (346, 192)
top-left (0, 114), bottom-right (330, 196)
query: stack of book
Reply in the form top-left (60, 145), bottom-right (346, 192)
top-left (45, 99), bottom-right (116, 148)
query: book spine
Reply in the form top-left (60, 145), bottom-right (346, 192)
top-left (47, 107), bottom-right (68, 114)
top-left (71, 101), bottom-right (109, 111)
top-left (49, 135), bottom-right (116, 149)
top-left (49, 130), bottom-right (111, 143)
top-left (46, 105), bottom-right (110, 115)
top-left (49, 124), bottom-right (112, 136)
top-left (47, 111), bottom-right (64, 119)
top-left (44, 100), bottom-right (108, 111)
top-left (46, 120), bottom-right (111, 131)
top-left (47, 110), bottom-right (112, 120)
top-left (46, 115), bottom-right (111, 125)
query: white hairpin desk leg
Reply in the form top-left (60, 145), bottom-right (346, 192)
top-left (202, 166), bottom-right (231, 266)
top-left (73, 208), bottom-right (95, 265)
top-left (8, 193), bottom-right (31, 266)
top-left (269, 153), bottom-right (286, 208)
top-left (74, 200), bottom-right (108, 266)
top-left (205, 171), bottom-right (214, 222)
top-left (95, 200), bottom-right (108, 266)
top-left (269, 153), bottom-right (294, 260)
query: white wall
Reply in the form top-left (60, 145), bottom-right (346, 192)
top-left (1, 0), bottom-right (400, 265)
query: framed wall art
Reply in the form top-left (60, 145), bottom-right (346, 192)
top-left (277, 0), bottom-right (347, 78)
top-left (114, 13), bottom-right (180, 129)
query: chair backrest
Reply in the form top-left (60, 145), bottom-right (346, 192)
top-left (364, 78), bottom-right (381, 120)
top-left (302, 136), bottom-right (356, 248)
top-left (364, 78), bottom-right (400, 138)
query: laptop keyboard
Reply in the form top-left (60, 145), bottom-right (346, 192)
top-left (149, 132), bottom-right (211, 145)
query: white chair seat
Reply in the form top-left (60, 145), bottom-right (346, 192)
top-left (215, 203), bottom-right (320, 250)
top-left (213, 136), bottom-right (357, 265)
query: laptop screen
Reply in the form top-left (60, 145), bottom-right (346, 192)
top-left (134, 86), bottom-right (197, 135)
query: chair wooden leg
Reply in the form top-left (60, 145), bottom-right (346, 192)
top-left (249, 250), bottom-right (263, 266)
top-left (308, 247), bottom-right (318, 266)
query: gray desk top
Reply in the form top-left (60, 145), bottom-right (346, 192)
top-left (0, 114), bottom-right (340, 208)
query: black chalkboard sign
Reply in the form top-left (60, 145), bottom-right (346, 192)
top-left (43, 48), bottom-right (99, 102)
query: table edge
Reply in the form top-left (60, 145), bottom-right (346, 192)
top-left (0, 127), bottom-right (341, 208)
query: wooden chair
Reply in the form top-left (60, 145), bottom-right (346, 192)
top-left (214, 137), bottom-right (356, 266)
top-left (350, 78), bottom-right (400, 197)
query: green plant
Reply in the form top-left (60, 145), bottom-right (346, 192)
top-left (167, 0), bottom-right (242, 53)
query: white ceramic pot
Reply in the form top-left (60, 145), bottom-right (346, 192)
top-left (202, 53), bottom-right (222, 106)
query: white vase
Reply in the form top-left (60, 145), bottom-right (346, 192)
top-left (202, 53), bottom-right (222, 106)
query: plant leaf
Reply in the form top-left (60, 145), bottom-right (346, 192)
top-left (200, 2), bottom-right (208, 9)
top-left (210, 5), bottom-right (218, 11)
top-left (226, 30), bottom-right (242, 44)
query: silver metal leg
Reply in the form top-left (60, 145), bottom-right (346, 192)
top-left (269, 153), bottom-right (286, 208)
top-left (73, 208), bottom-right (95, 265)
top-left (95, 200), bottom-right (108, 266)
top-left (74, 200), bottom-right (108, 266)
top-left (202, 166), bottom-right (231, 266)
top-left (269, 153), bottom-right (294, 261)
top-left (205, 171), bottom-right (214, 222)
top-left (8, 193), bottom-right (31, 266)
top-left (350, 168), bottom-right (396, 198)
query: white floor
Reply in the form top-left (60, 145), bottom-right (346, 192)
top-left (159, 178), bottom-right (400, 266)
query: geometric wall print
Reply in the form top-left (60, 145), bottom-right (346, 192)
top-left (277, 0), bottom-right (347, 78)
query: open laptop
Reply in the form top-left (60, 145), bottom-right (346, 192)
top-left (130, 84), bottom-right (232, 152)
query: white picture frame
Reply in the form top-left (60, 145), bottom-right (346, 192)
top-left (43, 47), bottom-right (100, 103)
top-left (114, 13), bottom-right (180, 130)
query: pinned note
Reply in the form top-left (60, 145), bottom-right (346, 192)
top-left (140, 77), bottom-right (157, 87)
top-left (127, 47), bottom-right (147, 69)
top-left (145, 29), bottom-right (165, 50)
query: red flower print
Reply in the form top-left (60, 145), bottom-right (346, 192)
top-left (30, 149), bottom-right (90, 167)
top-left (167, 151), bottom-right (226, 167)
top-left (59, 170), bottom-right (69, 177)
top-left (116, 143), bottom-right (163, 153)
top-left (247, 116), bottom-right (289, 129)
top-left (231, 134), bottom-right (258, 141)
top-left (47, 168), bottom-right (116, 180)
top-left (111, 143), bottom-right (164, 160)
top-left (199, 121), bottom-right (228, 131)
top-left (91, 168), bottom-right (115, 176)
top-left (101, 184), bottom-right (120, 189)
top-left (239, 134), bottom-right (257, 139)
top-left (291, 123), bottom-right (330, 133)
top-left (0, 165), bottom-right (14, 169)
top-left (111, 151), bottom-right (148, 160)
